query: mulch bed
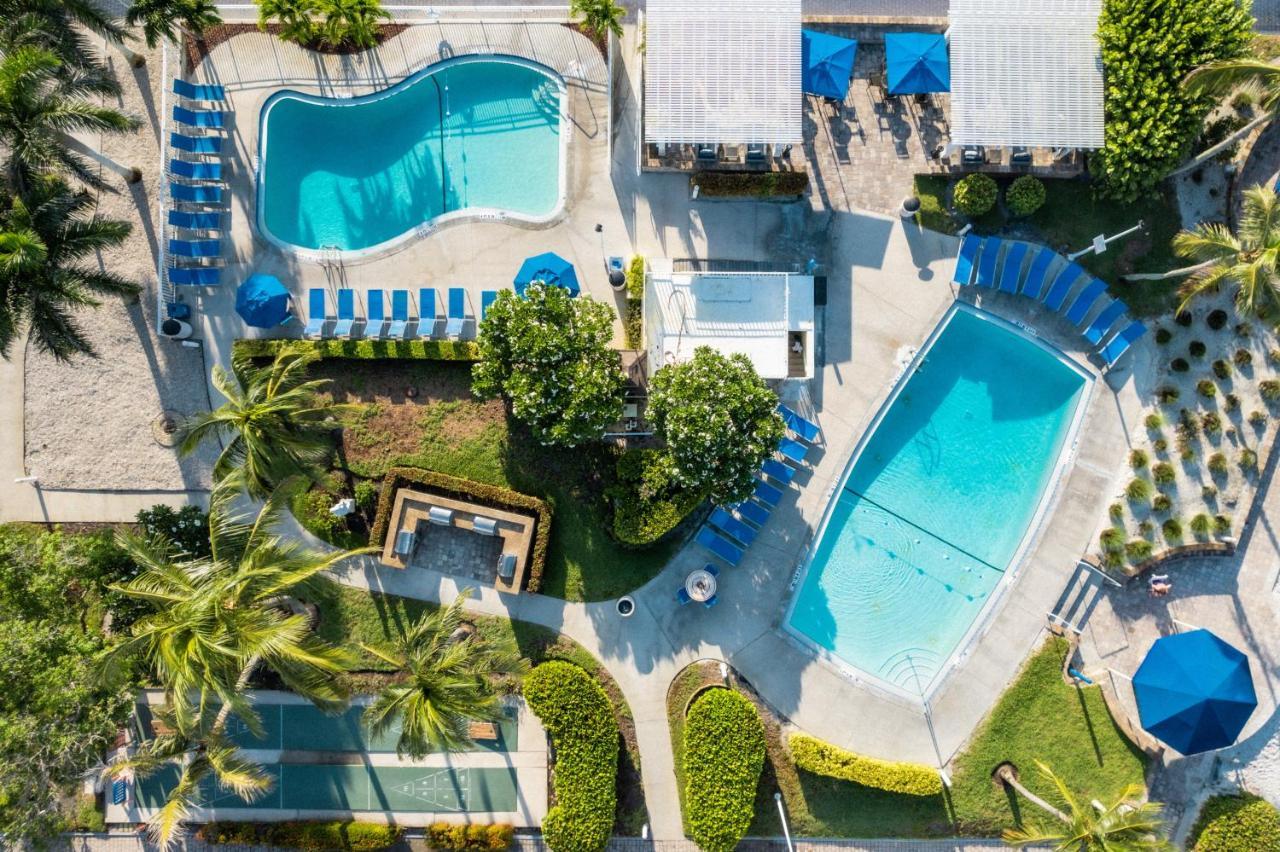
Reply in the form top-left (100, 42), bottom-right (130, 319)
top-left (184, 23), bottom-right (410, 71)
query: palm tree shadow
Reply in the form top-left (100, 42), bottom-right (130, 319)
top-left (1074, 684), bottom-right (1106, 766)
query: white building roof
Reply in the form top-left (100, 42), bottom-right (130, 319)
top-left (645, 263), bottom-right (814, 380)
top-left (643, 0), bottom-right (802, 145)
top-left (948, 0), bottom-right (1105, 150)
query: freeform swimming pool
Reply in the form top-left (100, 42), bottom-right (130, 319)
top-left (786, 305), bottom-right (1090, 698)
top-left (257, 56), bottom-right (565, 255)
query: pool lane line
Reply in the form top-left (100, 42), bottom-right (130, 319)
top-left (841, 487), bottom-right (1004, 575)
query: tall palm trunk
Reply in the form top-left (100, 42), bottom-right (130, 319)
top-left (996, 764), bottom-right (1070, 824)
top-left (62, 133), bottom-right (141, 183)
top-left (1169, 112), bottom-right (1273, 177)
top-left (111, 37), bottom-right (147, 68)
top-left (1122, 259), bottom-right (1215, 282)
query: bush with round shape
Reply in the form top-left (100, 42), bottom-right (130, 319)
top-left (1202, 484), bottom-right (1218, 500)
top-left (1157, 386), bottom-right (1180, 404)
top-left (1171, 358), bottom-right (1190, 372)
top-left (1224, 393), bottom-right (1240, 412)
top-left (1189, 340), bottom-right (1207, 357)
top-left (1144, 413), bottom-right (1163, 430)
top-left (1197, 379), bottom-right (1217, 398)
top-left (1100, 526), bottom-right (1125, 553)
top-left (1208, 453), bottom-right (1228, 475)
top-left (788, 734), bottom-right (942, 796)
top-left (1240, 448), bottom-right (1258, 471)
top-left (1152, 494), bottom-right (1172, 513)
top-left (1163, 518), bottom-right (1183, 540)
top-left (1125, 478), bottom-right (1152, 502)
top-left (1108, 503), bottom-right (1124, 521)
top-left (1005, 175), bottom-right (1046, 216)
top-left (1233, 348), bottom-right (1252, 367)
top-left (1207, 309), bottom-right (1229, 330)
top-left (1129, 449), bottom-right (1148, 469)
top-left (1190, 793), bottom-right (1280, 851)
top-left (684, 689), bottom-right (766, 852)
top-left (1175, 310), bottom-right (1194, 328)
top-left (1153, 438), bottom-right (1169, 453)
top-left (1261, 380), bottom-right (1280, 402)
top-left (1126, 539), bottom-right (1153, 563)
top-left (1212, 359), bottom-right (1232, 380)
top-left (952, 173), bottom-right (998, 217)
top-left (1190, 513), bottom-right (1213, 538)
top-left (1201, 412), bottom-right (1222, 435)
top-left (1249, 410), bottom-right (1267, 425)
top-left (1151, 462), bottom-right (1176, 486)
top-left (1214, 515), bottom-right (1232, 534)
top-left (1138, 520), bottom-right (1155, 537)
top-left (1155, 328), bottom-right (1172, 345)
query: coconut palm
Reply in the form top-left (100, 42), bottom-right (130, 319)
top-left (176, 348), bottom-right (348, 499)
top-left (361, 591), bottom-right (528, 758)
top-left (1172, 58), bottom-right (1280, 177)
top-left (127, 0), bottom-right (223, 48)
top-left (317, 0), bottom-right (388, 49)
top-left (570, 0), bottom-right (625, 40)
top-left (0, 0), bottom-right (127, 69)
top-left (998, 761), bottom-right (1171, 851)
top-left (0, 176), bottom-right (140, 361)
top-left (257, 0), bottom-right (318, 46)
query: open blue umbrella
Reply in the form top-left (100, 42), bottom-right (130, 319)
top-left (884, 32), bottom-right (950, 95)
top-left (802, 30), bottom-right (858, 100)
top-left (1132, 628), bottom-right (1257, 755)
top-left (514, 252), bottom-right (579, 298)
top-left (235, 273), bottom-right (292, 328)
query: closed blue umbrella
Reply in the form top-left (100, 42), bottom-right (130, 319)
top-left (235, 273), bottom-right (292, 328)
top-left (884, 32), bottom-right (950, 95)
top-left (1132, 628), bottom-right (1257, 755)
top-left (514, 252), bottom-right (579, 298)
top-left (802, 30), bottom-right (858, 100)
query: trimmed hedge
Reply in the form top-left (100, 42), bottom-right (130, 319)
top-left (608, 448), bottom-right (703, 546)
top-left (232, 337), bottom-right (481, 361)
top-left (953, 173), bottom-right (997, 217)
top-left (1005, 175), bottom-right (1046, 217)
top-left (691, 170), bottom-right (809, 198)
top-left (426, 822), bottom-right (514, 851)
top-left (624, 255), bottom-right (645, 349)
top-left (196, 821), bottom-right (402, 850)
top-left (1191, 793), bottom-right (1280, 851)
top-left (370, 467), bottom-right (552, 593)
top-left (523, 661), bottom-right (618, 852)
top-left (684, 688), bottom-right (766, 852)
top-left (788, 733), bottom-right (943, 797)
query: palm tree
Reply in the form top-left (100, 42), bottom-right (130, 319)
top-left (0, 176), bottom-right (140, 362)
top-left (127, 0), bottom-right (223, 48)
top-left (570, 0), bottom-right (625, 40)
top-left (1172, 58), bottom-right (1280, 177)
top-left (176, 348), bottom-right (348, 499)
top-left (0, 46), bottom-right (140, 194)
top-left (258, 0), bottom-right (319, 46)
top-left (0, 0), bottom-right (127, 69)
top-left (361, 591), bottom-right (528, 758)
top-left (317, 0), bottom-right (388, 49)
top-left (998, 761), bottom-right (1171, 851)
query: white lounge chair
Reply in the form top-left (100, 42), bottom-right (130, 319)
top-left (473, 516), bottom-right (498, 536)
top-left (394, 529), bottom-right (416, 556)
top-left (428, 506), bottom-right (454, 525)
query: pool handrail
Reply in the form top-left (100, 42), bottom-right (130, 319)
top-left (388, 290), bottom-right (410, 338)
top-left (334, 289), bottom-right (356, 337)
top-left (998, 241), bottom-right (1029, 295)
top-left (1064, 278), bottom-right (1108, 327)
top-left (1083, 299), bottom-right (1128, 347)
top-left (1020, 246), bottom-right (1056, 299)
top-left (304, 288), bottom-right (327, 337)
top-left (366, 289), bottom-right (387, 338)
top-left (975, 237), bottom-right (1001, 288)
top-left (1043, 262), bottom-right (1085, 311)
top-left (952, 233), bottom-right (981, 287)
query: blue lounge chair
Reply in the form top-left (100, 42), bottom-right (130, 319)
top-left (778, 436), bottom-right (809, 464)
top-left (1064, 279), bottom-right (1108, 327)
top-left (777, 403), bottom-right (820, 442)
top-left (366, 289), bottom-right (386, 338)
top-left (170, 132), bottom-right (221, 155)
top-left (975, 238), bottom-right (1000, 288)
top-left (710, 507), bottom-right (758, 546)
top-left (334, 289), bottom-right (356, 337)
top-left (1043, 262), bottom-right (1085, 311)
top-left (703, 593), bottom-right (719, 609)
top-left (696, 527), bottom-right (743, 567)
top-left (481, 289), bottom-right (498, 320)
top-left (168, 210), bottom-right (221, 230)
top-left (304, 288), bottom-right (327, 337)
top-left (419, 288), bottom-right (437, 337)
top-left (734, 500), bottom-right (772, 527)
top-left (446, 287), bottom-right (466, 337)
top-left (1100, 320), bottom-right (1147, 368)
top-left (753, 479), bottom-right (783, 508)
top-left (169, 266), bottom-right (220, 286)
top-left (677, 587), bottom-right (693, 605)
top-left (1083, 300), bottom-right (1128, 347)
top-left (173, 105), bottom-right (225, 129)
top-left (952, 233), bottom-right (980, 286)
top-left (388, 290), bottom-right (409, 338)
top-left (762, 458), bottom-right (796, 486)
top-left (702, 562), bottom-right (720, 578)
top-left (173, 78), bottom-right (225, 101)
top-left (998, 242), bottom-right (1029, 295)
top-left (169, 159), bottom-right (221, 181)
top-left (1020, 246), bottom-right (1056, 299)
top-left (171, 183), bottom-right (221, 204)
top-left (169, 238), bottom-right (219, 258)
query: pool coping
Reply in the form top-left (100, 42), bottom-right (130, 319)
top-left (781, 300), bottom-right (1096, 704)
top-left (255, 53), bottom-right (570, 261)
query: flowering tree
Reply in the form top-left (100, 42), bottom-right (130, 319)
top-left (648, 346), bottom-right (784, 504)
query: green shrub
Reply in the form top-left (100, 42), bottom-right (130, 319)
top-left (1201, 412), bottom-right (1222, 435)
top-left (1208, 309), bottom-right (1229, 330)
top-left (1249, 410), bottom-right (1267, 425)
top-left (70, 794), bottom-right (104, 832)
top-left (1138, 520), bottom-right (1155, 537)
top-left (1214, 514), bottom-right (1232, 534)
top-left (1151, 462), bottom-right (1176, 486)
top-left (788, 733), bottom-right (943, 797)
top-left (624, 256), bottom-right (646, 348)
top-left (1125, 478), bottom-right (1152, 502)
top-left (1171, 358), bottom-right (1189, 372)
top-left (1144, 413), bottom-right (1163, 430)
top-left (953, 173), bottom-right (998, 216)
top-left (608, 448), bottom-right (704, 546)
top-left (1261, 380), bottom-right (1280, 401)
top-left (1128, 449), bottom-right (1148, 469)
top-left (1224, 393), bottom-right (1240, 412)
top-left (1190, 513), bottom-right (1213, 537)
top-left (684, 689), bottom-right (766, 852)
top-left (1191, 793), bottom-right (1280, 851)
top-left (1202, 484), bottom-right (1218, 500)
top-left (1175, 310), bottom-right (1194, 327)
top-left (353, 479), bottom-right (379, 515)
top-left (1005, 175), bottom-right (1046, 216)
top-left (1100, 526), bottom-right (1125, 553)
top-left (1233, 348), bottom-right (1252, 367)
top-left (426, 823), bottom-right (514, 851)
top-left (1126, 539), bottom-right (1153, 563)
top-left (523, 662), bottom-right (617, 852)
top-left (691, 170), bottom-right (809, 198)
top-left (290, 483), bottom-right (365, 549)
top-left (233, 338), bottom-right (480, 361)
top-left (1153, 438), bottom-right (1169, 453)
top-left (1154, 327), bottom-right (1172, 345)
top-left (1152, 494), bottom-right (1172, 513)
top-left (1163, 517), bottom-right (1183, 540)
top-left (1197, 379), bottom-right (1217, 398)
top-left (1208, 452), bottom-right (1228, 475)
top-left (1109, 502), bottom-right (1124, 521)
top-left (1189, 340), bottom-right (1207, 357)
top-left (1212, 359), bottom-right (1232, 379)
top-left (1239, 448), bottom-right (1258, 471)
top-left (1157, 386), bottom-right (1180, 404)
top-left (198, 821), bottom-right (403, 850)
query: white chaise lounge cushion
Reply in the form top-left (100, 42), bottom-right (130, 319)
top-left (428, 506), bottom-right (454, 525)
top-left (473, 516), bottom-right (498, 536)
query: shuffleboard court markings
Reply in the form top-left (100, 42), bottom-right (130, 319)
top-left (391, 768), bottom-right (469, 811)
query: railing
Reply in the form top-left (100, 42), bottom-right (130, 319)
top-left (156, 41), bottom-right (175, 321)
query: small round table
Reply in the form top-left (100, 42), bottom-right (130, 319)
top-left (685, 569), bottom-right (717, 602)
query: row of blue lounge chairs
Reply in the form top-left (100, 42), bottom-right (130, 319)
top-left (305, 287), bottom-right (501, 339)
top-left (692, 404), bottom-right (822, 570)
top-left (167, 79), bottom-right (228, 292)
top-left (952, 234), bottom-right (1147, 370)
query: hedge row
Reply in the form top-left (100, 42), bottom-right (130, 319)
top-left (624, 255), bottom-right (645, 349)
top-left (523, 661), bottom-right (618, 852)
top-left (684, 688), bottom-right (766, 852)
top-left (195, 821), bottom-right (401, 850)
top-left (232, 337), bottom-right (481, 361)
top-left (691, 170), bottom-right (809, 198)
top-left (426, 822), bottom-right (514, 851)
top-left (370, 467), bottom-right (551, 593)
top-left (1191, 793), bottom-right (1280, 851)
top-left (788, 733), bottom-right (943, 797)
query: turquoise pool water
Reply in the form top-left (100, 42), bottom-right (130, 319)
top-left (787, 306), bottom-right (1088, 696)
top-left (258, 58), bottom-right (563, 253)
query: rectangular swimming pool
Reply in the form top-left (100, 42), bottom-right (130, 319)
top-left (786, 304), bottom-right (1090, 698)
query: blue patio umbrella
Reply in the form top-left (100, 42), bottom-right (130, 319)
top-left (1132, 628), bottom-right (1257, 755)
top-left (514, 252), bottom-right (579, 298)
top-left (884, 32), bottom-right (950, 95)
top-left (802, 30), bottom-right (858, 100)
top-left (235, 273), bottom-right (292, 328)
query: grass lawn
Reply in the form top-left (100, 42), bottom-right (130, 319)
top-left (311, 359), bottom-right (679, 601)
top-left (913, 175), bottom-right (1182, 317)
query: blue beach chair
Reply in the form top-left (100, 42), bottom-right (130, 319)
top-left (366, 289), bottom-right (386, 338)
top-left (334, 289), bottom-right (356, 337)
top-left (710, 507), bottom-right (757, 547)
top-left (446, 287), bottom-right (466, 337)
top-left (170, 132), bottom-right (222, 155)
top-left (998, 242), bottom-right (1029, 295)
top-left (778, 436), bottom-right (809, 464)
top-left (481, 290), bottom-right (498, 320)
top-left (975, 238), bottom-right (1001, 288)
top-left (169, 159), bottom-right (222, 181)
top-left (388, 290), bottom-right (409, 338)
top-left (173, 105), bottom-right (225, 129)
top-left (696, 527), bottom-right (743, 567)
top-left (677, 587), bottom-right (693, 605)
top-left (1043, 262), bottom-right (1085, 311)
top-left (703, 593), bottom-right (719, 609)
top-left (169, 266), bottom-right (220, 286)
top-left (173, 78), bottom-right (226, 101)
top-left (419, 288), bottom-right (437, 337)
top-left (753, 479), bottom-right (784, 508)
top-left (1100, 320), bottom-right (1147, 368)
top-left (1020, 246), bottom-right (1056, 299)
top-left (777, 403), bottom-right (820, 442)
top-left (733, 500), bottom-right (772, 527)
top-left (304, 288), bottom-right (327, 337)
top-left (952, 233), bottom-right (980, 286)
top-left (171, 183), bottom-right (221, 204)
top-left (169, 238), bottom-right (219, 258)
top-left (1064, 279), bottom-right (1108, 327)
top-left (168, 210), bottom-right (221, 230)
top-left (762, 458), bottom-right (796, 486)
top-left (1083, 300), bottom-right (1128, 347)
top-left (702, 562), bottom-right (721, 578)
